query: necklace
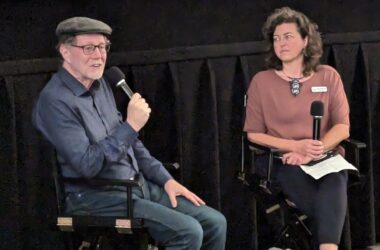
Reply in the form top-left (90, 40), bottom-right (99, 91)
top-left (282, 70), bottom-right (304, 96)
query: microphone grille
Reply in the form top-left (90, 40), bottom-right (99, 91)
top-left (310, 101), bottom-right (324, 116)
top-left (104, 66), bottom-right (126, 86)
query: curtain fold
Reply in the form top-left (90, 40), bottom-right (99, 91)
top-left (208, 57), bottom-right (253, 248)
top-left (130, 64), bottom-right (179, 164)
top-left (0, 77), bottom-right (21, 249)
top-left (1, 74), bottom-right (62, 249)
top-left (361, 43), bottom-right (380, 246)
top-left (331, 44), bottom-right (375, 248)
top-left (168, 60), bottom-right (221, 208)
top-left (240, 54), bottom-right (267, 86)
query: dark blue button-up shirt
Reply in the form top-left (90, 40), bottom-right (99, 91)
top-left (33, 67), bottom-right (172, 193)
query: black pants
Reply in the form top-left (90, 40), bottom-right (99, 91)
top-left (256, 157), bottom-right (348, 246)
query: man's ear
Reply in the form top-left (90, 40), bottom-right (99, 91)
top-left (59, 45), bottom-right (70, 63)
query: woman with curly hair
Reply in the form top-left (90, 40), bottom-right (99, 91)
top-left (244, 7), bottom-right (350, 250)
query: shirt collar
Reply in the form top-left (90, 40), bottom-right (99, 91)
top-left (57, 67), bottom-right (95, 96)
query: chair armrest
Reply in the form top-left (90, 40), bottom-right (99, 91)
top-left (61, 177), bottom-right (142, 187)
top-left (60, 176), bottom-right (141, 219)
top-left (163, 162), bottom-right (180, 172)
top-left (246, 139), bottom-right (280, 194)
top-left (247, 139), bottom-right (280, 154)
top-left (340, 139), bottom-right (366, 149)
top-left (340, 139), bottom-right (366, 178)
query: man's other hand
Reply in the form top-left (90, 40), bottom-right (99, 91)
top-left (164, 179), bottom-right (206, 208)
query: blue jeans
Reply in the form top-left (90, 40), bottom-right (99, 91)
top-left (65, 176), bottom-right (227, 250)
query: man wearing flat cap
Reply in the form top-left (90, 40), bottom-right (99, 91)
top-left (33, 16), bottom-right (226, 249)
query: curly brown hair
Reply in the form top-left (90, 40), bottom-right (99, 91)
top-left (262, 7), bottom-right (323, 76)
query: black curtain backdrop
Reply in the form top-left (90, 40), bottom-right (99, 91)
top-left (0, 31), bottom-right (379, 249)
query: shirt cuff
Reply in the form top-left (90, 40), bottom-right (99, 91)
top-left (154, 168), bottom-right (173, 186)
top-left (112, 122), bottom-right (139, 146)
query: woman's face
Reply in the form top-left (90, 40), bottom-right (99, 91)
top-left (273, 22), bottom-right (308, 64)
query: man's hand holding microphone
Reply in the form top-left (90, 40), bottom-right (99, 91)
top-left (104, 66), bottom-right (152, 132)
top-left (126, 93), bottom-right (151, 132)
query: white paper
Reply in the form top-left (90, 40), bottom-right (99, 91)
top-left (300, 154), bottom-right (357, 180)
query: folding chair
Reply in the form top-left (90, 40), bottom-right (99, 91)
top-left (238, 137), bottom-right (366, 250)
top-left (52, 152), bottom-right (180, 250)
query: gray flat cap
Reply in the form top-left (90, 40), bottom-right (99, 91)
top-left (56, 17), bottom-right (112, 38)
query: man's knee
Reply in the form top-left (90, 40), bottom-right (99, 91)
top-left (182, 219), bottom-right (203, 248)
top-left (205, 209), bottom-right (227, 236)
top-left (196, 208), bottom-right (226, 249)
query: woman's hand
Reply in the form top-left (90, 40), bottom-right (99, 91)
top-left (292, 139), bottom-right (324, 160)
top-left (282, 152), bottom-right (313, 165)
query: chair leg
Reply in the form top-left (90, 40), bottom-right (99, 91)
top-left (78, 239), bottom-right (92, 250)
top-left (341, 209), bottom-right (352, 250)
top-left (61, 233), bottom-right (76, 250)
top-left (250, 196), bottom-right (259, 250)
top-left (75, 234), bottom-right (109, 250)
top-left (93, 236), bottom-right (104, 250)
top-left (137, 231), bottom-right (151, 250)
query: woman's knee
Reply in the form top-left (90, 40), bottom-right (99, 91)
top-left (320, 171), bottom-right (347, 193)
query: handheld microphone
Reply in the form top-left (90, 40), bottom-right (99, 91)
top-left (310, 101), bottom-right (324, 140)
top-left (104, 66), bottom-right (134, 99)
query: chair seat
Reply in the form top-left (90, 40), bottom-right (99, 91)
top-left (57, 215), bottom-right (145, 234)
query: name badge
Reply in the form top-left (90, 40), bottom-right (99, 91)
top-left (311, 86), bottom-right (328, 93)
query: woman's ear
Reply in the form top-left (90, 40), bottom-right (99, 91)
top-left (303, 36), bottom-right (309, 47)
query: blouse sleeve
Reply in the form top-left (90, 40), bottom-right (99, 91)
top-left (244, 75), bottom-right (267, 133)
top-left (328, 70), bottom-right (350, 126)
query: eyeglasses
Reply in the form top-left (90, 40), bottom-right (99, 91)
top-left (289, 78), bottom-right (301, 96)
top-left (70, 43), bottom-right (111, 55)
